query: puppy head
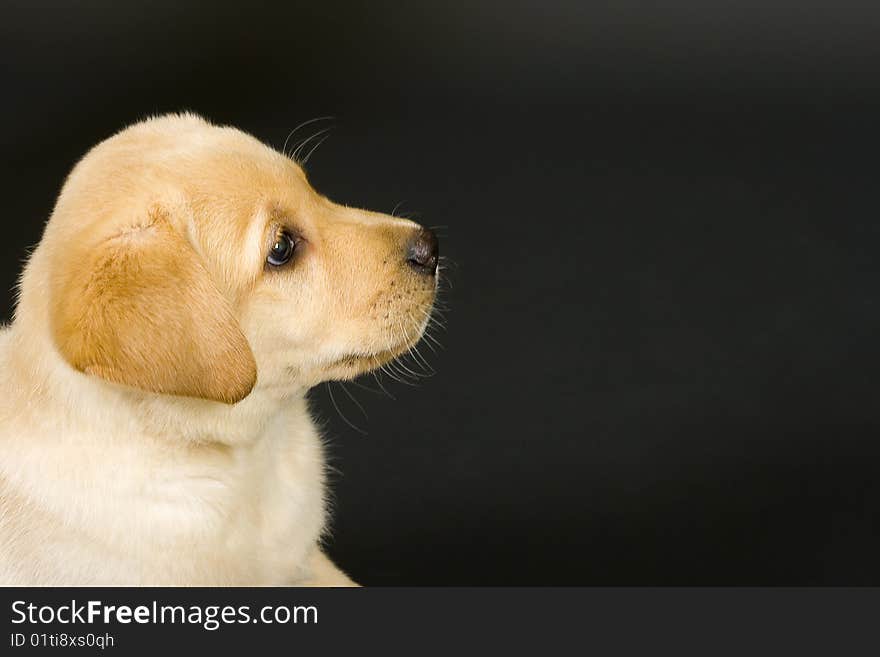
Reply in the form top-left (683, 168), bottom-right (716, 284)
top-left (40, 113), bottom-right (438, 403)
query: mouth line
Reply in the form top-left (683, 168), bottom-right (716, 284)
top-left (333, 343), bottom-right (411, 369)
top-left (330, 324), bottom-right (435, 372)
top-left (327, 303), bottom-right (435, 375)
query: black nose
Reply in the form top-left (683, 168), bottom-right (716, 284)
top-left (406, 227), bottom-right (439, 275)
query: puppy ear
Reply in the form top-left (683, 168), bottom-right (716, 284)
top-left (50, 208), bottom-right (257, 404)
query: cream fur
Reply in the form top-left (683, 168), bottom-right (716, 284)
top-left (0, 114), bottom-right (437, 585)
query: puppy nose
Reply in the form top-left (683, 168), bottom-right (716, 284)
top-left (406, 227), bottom-right (439, 275)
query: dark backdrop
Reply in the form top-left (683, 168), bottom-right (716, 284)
top-left (3, 1), bottom-right (879, 584)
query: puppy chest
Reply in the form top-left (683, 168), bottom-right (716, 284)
top-left (184, 437), bottom-right (327, 582)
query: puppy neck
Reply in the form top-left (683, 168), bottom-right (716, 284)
top-left (5, 322), bottom-right (308, 449)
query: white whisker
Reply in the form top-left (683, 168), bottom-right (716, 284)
top-left (282, 116), bottom-right (334, 158)
top-left (292, 127), bottom-right (333, 163)
top-left (301, 133), bottom-right (331, 165)
top-left (338, 381), bottom-right (368, 420)
top-left (326, 382), bottom-right (368, 435)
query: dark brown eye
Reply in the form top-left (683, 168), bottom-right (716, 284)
top-left (267, 232), bottom-right (296, 266)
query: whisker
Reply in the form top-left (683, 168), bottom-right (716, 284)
top-left (348, 379), bottom-right (385, 396)
top-left (421, 330), bottom-right (442, 353)
top-left (406, 312), bottom-right (436, 374)
top-left (292, 127), bottom-right (333, 163)
top-left (391, 200), bottom-right (407, 217)
top-left (386, 359), bottom-right (420, 386)
top-left (282, 116), bottom-right (334, 158)
top-left (325, 382), bottom-right (368, 435)
top-left (369, 370), bottom-right (396, 400)
top-left (411, 347), bottom-right (435, 375)
top-left (338, 381), bottom-right (368, 420)
top-left (394, 317), bottom-right (426, 381)
top-left (300, 133), bottom-right (331, 165)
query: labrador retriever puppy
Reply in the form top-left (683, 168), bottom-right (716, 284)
top-left (0, 113), bottom-right (439, 585)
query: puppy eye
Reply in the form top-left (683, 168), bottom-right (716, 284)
top-left (267, 232), bottom-right (297, 266)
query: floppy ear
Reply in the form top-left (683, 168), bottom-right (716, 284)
top-left (50, 207), bottom-right (257, 404)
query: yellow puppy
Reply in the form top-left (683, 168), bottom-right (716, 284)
top-left (0, 114), bottom-right (439, 585)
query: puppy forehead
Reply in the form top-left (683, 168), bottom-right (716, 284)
top-left (56, 115), bottom-right (323, 287)
top-left (187, 146), bottom-right (312, 229)
top-left (183, 126), bottom-right (310, 201)
top-left (108, 116), bottom-right (317, 280)
top-left (181, 143), bottom-right (319, 282)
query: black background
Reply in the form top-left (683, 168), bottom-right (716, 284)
top-left (2, 1), bottom-right (879, 584)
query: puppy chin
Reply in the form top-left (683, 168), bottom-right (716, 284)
top-left (310, 300), bottom-right (437, 383)
top-left (327, 351), bottom-right (405, 381)
top-left (319, 340), bottom-right (418, 382)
